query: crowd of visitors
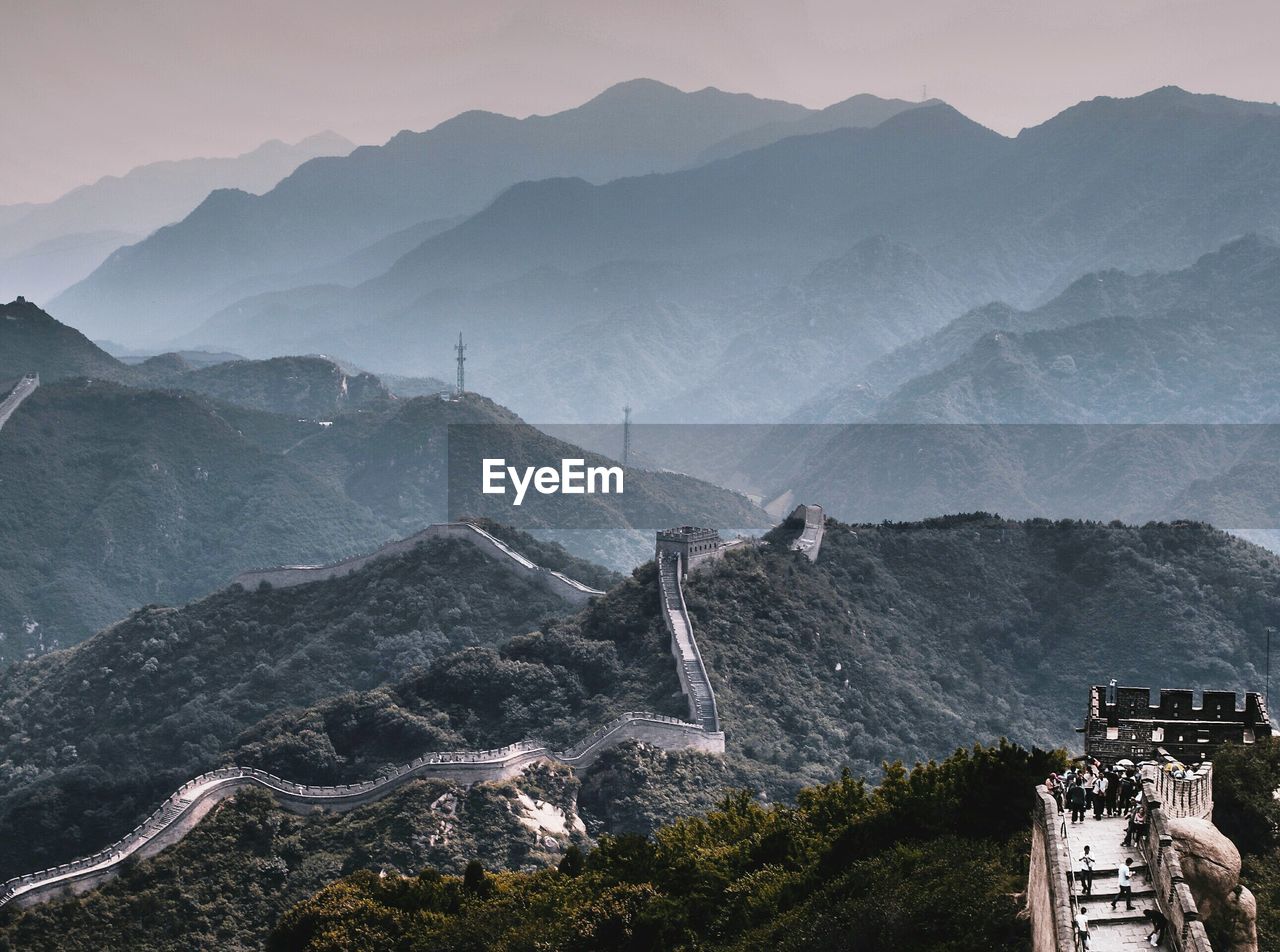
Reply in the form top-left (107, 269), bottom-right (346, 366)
top-left (1044, 757), bottom-right (1142, 825)
top-left (1047, 758), bottom-right (1162, 948)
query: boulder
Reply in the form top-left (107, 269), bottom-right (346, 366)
top-left (1166, 816), bottom-right (1257, 952)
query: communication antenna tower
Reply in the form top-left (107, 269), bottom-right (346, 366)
top-left (622, 405), bottom-right (632, 466)
top-left (454, 333), bottom-right (466, 397)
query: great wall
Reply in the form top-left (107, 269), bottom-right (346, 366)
top-left (1029, 686), bottom-right (1269, 952)
top-left (0, 373), bottom-right (38, 433)
top-left (232, 520), bottom-right (605, 605)
top-left (0, 505), bottom-right (828, 911)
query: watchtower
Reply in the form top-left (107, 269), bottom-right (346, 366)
top-left (1083, 682), bottom-right (1271, 765)
top-left (656, 526), bottom-right (722, 577)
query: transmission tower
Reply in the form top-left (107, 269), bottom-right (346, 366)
top-left (454, 332), bottom-right (466, 397)
top-left (622, 405), bottom-right (632, 466)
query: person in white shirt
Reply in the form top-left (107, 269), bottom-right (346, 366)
top-left (1075, 907), bottom-right (1091, 949)
top-left (1113, 857), bottom-right (1136, 910)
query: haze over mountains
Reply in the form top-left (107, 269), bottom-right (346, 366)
top-left (48, 84), bottom-right (1279, 424)
top-left (54, 81), bottom-right (933, 345)
top-left (0, 133), bottom-right (353, 304)
top-left (0, 299), bottom-right (767, 659)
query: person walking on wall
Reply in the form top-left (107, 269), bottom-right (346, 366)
top-left (1079, 845), bottom-right (1096, 896)
top-left (1113, 858), bottom-right (1136, 911)
top-left (1092, 773), bottom-right (1107, 820)
top-left (1105, 767), bottom-right (1119, 816)
top-left (1075, 907), bottom-right (1091, 950)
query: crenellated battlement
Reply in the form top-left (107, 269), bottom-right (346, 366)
top-left (1084, 683), bottom-right (1270, 766)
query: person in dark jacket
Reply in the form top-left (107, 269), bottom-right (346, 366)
top-left (1068, 780), bottom-right (1088, 823)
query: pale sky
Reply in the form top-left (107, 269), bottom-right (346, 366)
top-left (2, 0), bottom-right (1278, 205)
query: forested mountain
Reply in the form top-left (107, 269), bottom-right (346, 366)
top-left (0, 310), bottom-right (766, 655)
top-left (0, 297), bottom-right (134, 384)
top-left (1, 513), bottom-right (1274, 947)
top-left (0, 133), bottom-right (353, 304)
top-left (0, 534), bottom-right (596, 878)
top-left (51, 80), bottom-right (816, 343)
top-left (0, 380), bottom-right (386, 654)
top-left (169, 88), bottom-right (1280, 423)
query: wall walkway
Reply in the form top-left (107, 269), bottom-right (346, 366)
top-left (0, 525), bottom-right (741, 911)
top-left (0, 373), bottom-right (38, 433)
top-left (789, 504), bottom-right (824, 561)
top-left (657, 553), bottom-right (721, 732)
top-left (233, 521), bottom-right (605, 605)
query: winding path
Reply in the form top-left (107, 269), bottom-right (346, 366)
top-left (0, 524), bottom-right (736, 911)
top-left (658, 553), bottom-right (721, 732)
top-left (233, 521), bottom-right (605, 605)
top-left (0, 373), bottom-right (38, 433)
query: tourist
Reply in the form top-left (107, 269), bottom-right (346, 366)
top-left (1144, 907), bottom-right (1167, 946)
top-left (1080, 845), bottom-right (1095, 896)
top-left (1122, 798), bottom-right (1146, 847)
top-left (1075, 906), bottom-right (1091, 949)
top-left (1069, 779), bottom-right (1088, 824)
top-left (1105, 767), bottom-right (1119, 816)
top-left (1113, 858), bottom-right (1136, 911)
top-left (1047, 772), bottom-right (1064, 813)
top-left (1092, 773), bottom-right (1107, 820)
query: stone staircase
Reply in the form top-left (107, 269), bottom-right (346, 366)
top-left (657, 553), bottom-right (721, 732)
top-left (1064, 814), bottom-right (1165, 950)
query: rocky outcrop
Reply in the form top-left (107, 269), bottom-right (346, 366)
top-left (1167, 816), bottom-right (1258, 952)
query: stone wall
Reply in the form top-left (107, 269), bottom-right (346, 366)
top-left (2, 521), bottom-right (749, 911)
top-left (1028, 785), bottom-right (1076, 952)
top-left (1139, 765), bottom-right (1215, 951)
top-left (657, 552), bottom-right (721, 732)
top-left (233, 522), bottom-right (603, 605)
top-left (1084, 685), bottom-right (1270, 766)
top-left (0, 713), bottom-right (721, 910)
top-left (0, 372), bottom-right (38, 432)
top-left (788, 504), bottom-right (825, 561)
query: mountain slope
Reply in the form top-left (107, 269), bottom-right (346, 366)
top-left (0, 133), bottom-right (353, 303)
top-left (869, 234), bottom-right (1280, 423)
top-left (0, 380), bottom-right (387, 655)
top-left (140, 355), bottom-right (393, 418)
top-left (186, 88), bottom-right (1280, 423)
top-left (0, 297), bottom-right (133, 383)
top-left (852, 232), bottom-right (1280, 408)
top-left (3, 514), bottom-right (1273, 948)
top-left (52, 80), bottom-right (808, 343)
top-left (694, 93), bottom-right (941, 164)
top-left (0, 537), bottom-right (679, 887)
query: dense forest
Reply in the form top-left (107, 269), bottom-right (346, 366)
top-left (0, 536), bottom-right (586, 876)
top-left (0, 764), bottom-right (588, 952)
top-left (3, 512), bottom-right (1277, 947)
top-left (260, 741), bottom-right (1063, 951)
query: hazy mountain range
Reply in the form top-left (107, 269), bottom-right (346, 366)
top-left (47, 84), bottom-right (1278, 424)
top-left (0, 133), bottom-right (353, 304)
top-left (0, 299), bottom-right (766, 658)
top-left (54, 80), bottom-right (933, 345)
